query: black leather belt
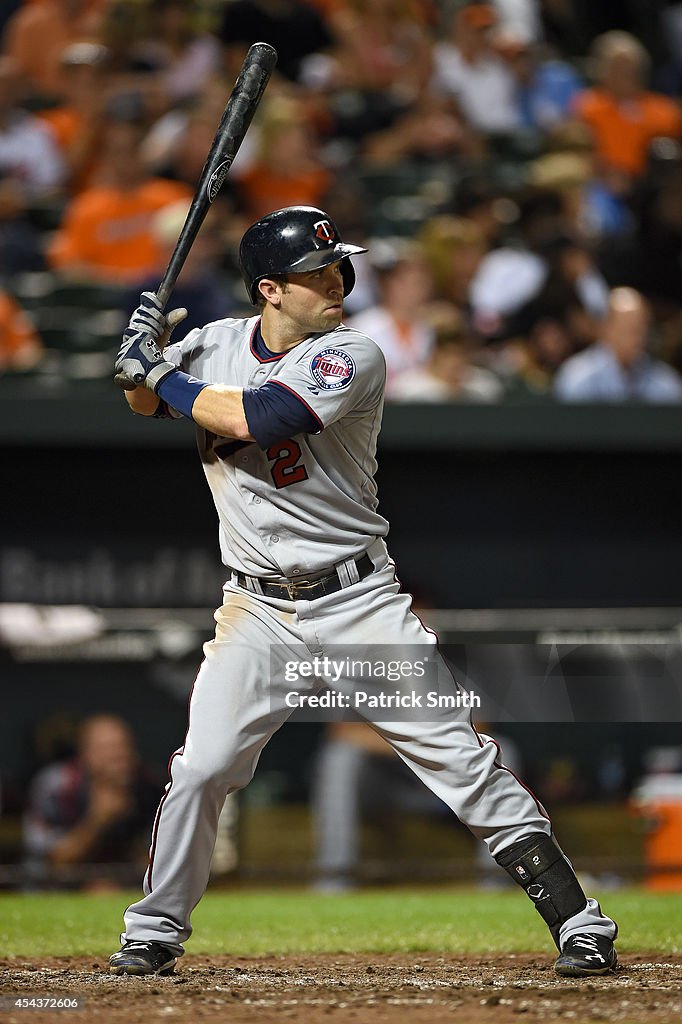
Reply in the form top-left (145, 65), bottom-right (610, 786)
top-left (229, 553), bottom-right (374, 601)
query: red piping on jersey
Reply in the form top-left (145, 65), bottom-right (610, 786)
top-left (469, 720), bottom-right (550, 825)
top-left (389, 562), bottom-right (551, 829)
top-left (145, 665), bottom-right (201, 892)
top-left (269, 378), bottom-right (325, 432)
top-left (249, 318), bottom-right (284, 363)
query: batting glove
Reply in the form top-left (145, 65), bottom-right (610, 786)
top-left (115, 292), bottom-right (188, 391)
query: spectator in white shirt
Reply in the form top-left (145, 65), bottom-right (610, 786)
top-left (391, 311), bottom-right (504, 403)
top-left (470, 187), bottom-right (609, 337)
top-left (431, 3), bottom-right (520, 135)
top-left (553, 288), bottom-right (682, 402)
top-left (347, 241), bottom-right (435, 396)
top-left (0, 56), bottom-right (64, 197)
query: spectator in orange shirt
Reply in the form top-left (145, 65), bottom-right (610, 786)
top-left (35, 42), bottom-right (111, 194)
top-left (2, 0), bottom-right (105, 101)
top-left (0, 289), bottom-right (43, 372)
top-left (573, 31), bottom-right (682, 185)
top-left (47, 120), bottom-right (192, 283)
top-left (234, 96), bottom-right (332, 221)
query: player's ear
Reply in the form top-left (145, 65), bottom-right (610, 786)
top-left (258, 278), bottom-right (283, 308)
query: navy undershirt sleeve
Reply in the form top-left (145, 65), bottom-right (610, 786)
top-left (243, 380), bottom-right (322, 449)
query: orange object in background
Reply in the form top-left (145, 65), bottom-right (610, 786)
top-left (48, 179), bottom-right (192, 282)
top-left (573, 89), bottom-right (682, 179)
top-left (0, 289), bottom-right (43, 371)
top-left (631, 749), bottom-right (682, 891)
top-left (47, 119), bottom-right (192, 283)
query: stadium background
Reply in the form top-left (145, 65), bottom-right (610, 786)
top-left (1, 0), bottom-right (682, 970)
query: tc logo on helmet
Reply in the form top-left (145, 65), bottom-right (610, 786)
top-left (310, 348), bottom-right (355, 390)
top-left (314, 219), bottom-right (335, 243)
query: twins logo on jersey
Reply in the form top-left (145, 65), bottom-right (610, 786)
top-left (310, 348), bottom-right (355, 390)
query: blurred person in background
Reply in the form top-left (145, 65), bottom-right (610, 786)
top-left (299, 5), bottom-right (438, 161)
top-left (470, 187), bottom-right (608, 339)
top-left (450, 175), bottom-right (508, 249)
top-left (127, 200), bottom-right (234, 337)
top-left (361, 89), bottom-right (471, 166)
top-left (311, 721), bottom-right (451, 891)
top-left (498, 297), bottom-right (580, 398)
top-left (622, 139), bottom-right (682, 370)
top-left (141, 76), bottom-right (246, 187)
top-left (494, 28), bottom-right (583, 134)
top-left (2, 0), bottom-right (105, 102)
top-left (23, 713), bottom-right (161, 888)
top-left (312, 718), bottom-right (523, 890)
top-left (346, 240), bottom-right (435, 395)
top-left (390, 309), bottom-right (503, 402)
top-left (139, 76), bottom-right (249, 267)
top-left (34, 42), bottom-right (111, 195)
top-left (234, 95), bottom-right (333, 221)
top-left (419, 215), bottom-right (488, 310)
top-left (528, 148), bottom-right (633, 240)
top-left (0, 56), bottom-right (65, 199)
top-left (431, 2), bottom-right (520, 136)
top-left (0, 287), bottom-right (43, 372)
top-left (553, 287), bottom-right (682, 402)
top-left (572, 31), bottom-right (682, 192)
top-left (130, 0), bottom-right (222, 108)
top-left (47, 119), bottom-right (191, 283)
top-left (0, 177), bottom-right (46, 274)
top-left (318, 0), bottom-right (434, 97)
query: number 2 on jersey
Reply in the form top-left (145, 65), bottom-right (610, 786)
top-left (267, 440), bottom-right (309, 489)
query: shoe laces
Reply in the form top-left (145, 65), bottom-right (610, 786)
top-left (567, 934), bottom-right (605, 959)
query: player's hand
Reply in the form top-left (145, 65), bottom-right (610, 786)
top-left (115, 293), bottom-right (188, 391)
top-left (124, 292), bottom-right (188, 349)
top-left (115, 326), bottom-right (175, 391)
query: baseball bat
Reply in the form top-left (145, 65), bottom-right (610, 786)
top-left (115, 41), bottom-right (278, 390)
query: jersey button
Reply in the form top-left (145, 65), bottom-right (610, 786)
top-left (254, 496), bottom-right (261, 504)
top-left (271, 535), bottom-right (280, 544)
top-left (241, 456), bottom-right (248, 463)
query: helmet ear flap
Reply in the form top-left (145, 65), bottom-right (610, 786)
top-left (340, 258), bottom-right (355, 297)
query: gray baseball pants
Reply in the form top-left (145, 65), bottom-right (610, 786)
top-left (122, 539), bottom-right (616, 953)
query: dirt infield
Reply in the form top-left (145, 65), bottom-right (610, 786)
top-left (1, 953), bottom-right (681, 1024)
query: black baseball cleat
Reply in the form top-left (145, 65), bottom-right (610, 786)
top-left (554, 933), bottom-right (617, 977)
top-left (109, 940), bottom-right (178, 976)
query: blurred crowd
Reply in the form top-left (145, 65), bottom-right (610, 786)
top-left (1, 0), bottom-right (682, 402)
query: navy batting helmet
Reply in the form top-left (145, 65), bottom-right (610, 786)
top-left (239, 206), bottom-right (367, 304)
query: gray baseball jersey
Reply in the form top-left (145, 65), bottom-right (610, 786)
top-left (164, 316), bottom-right (389, 577)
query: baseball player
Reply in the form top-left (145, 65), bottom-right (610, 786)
top-left (109, 206), bottom-right (618, 979)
